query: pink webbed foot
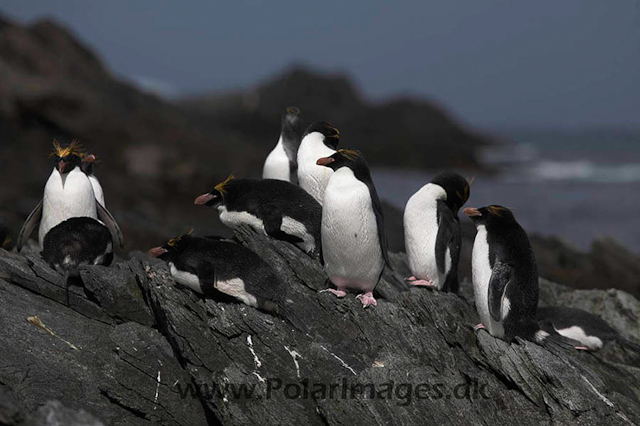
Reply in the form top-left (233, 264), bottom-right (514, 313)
top-left (410, 277), bottom-right (436, 288)
top-left (573, 346), bottom-right (590, 351)
top-left (356, 292), bottom-right (377, 308)
top-left (474, 324), bottom-right (486, 332)
top-left (319, 288), bottom-right (347, 298)
top-left (405, 276), bottom-right (417, 282)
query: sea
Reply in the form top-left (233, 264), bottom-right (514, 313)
top-left (373, 129), bottom-right (640, 254)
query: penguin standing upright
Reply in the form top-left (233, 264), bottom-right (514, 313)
top-left (81, 153), bottom-right (105, 207)
top-left (296, 121), bottom-right (340, 204)
top-left (17, 141), bottom-right (123, 251)
top-left (262, 107), bottom-right (303, 182)
top-left (194, 176), bottom-right (322, 257)
top-left (404, 172), bottom-right (470, 293)
top-left (464, 205), bottom-right (541, 342)
top-left (42, 216), bottom-right (113, 305)
top-left (316, 149), bottom-right (389, 308)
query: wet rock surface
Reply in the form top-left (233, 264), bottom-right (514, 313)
top-left (1, 228), bottom-right (639, 425)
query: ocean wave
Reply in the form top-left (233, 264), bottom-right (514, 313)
top-left (524, 160), bottom-right (640, 183)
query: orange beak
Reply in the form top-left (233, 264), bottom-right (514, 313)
top-left (316, 157), bottom-right (334, 166)
top-left (194, 193), bottom-right (216, 205)
top-left (463, 207), bottom-right (481, 217)
top-left (148, 247), bottom-right (168, 257)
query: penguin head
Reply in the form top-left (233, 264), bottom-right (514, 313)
top-left (302, 121), bottom-right (340, 150)
top-left (194, 174), bottom-right (234, 207)
top-left (49, 140), bottom-right (85, 174)
top-left (81, 154), bottom-right (98, 175)
top-left (148, 232), bottom-right (193, 261)
top-left (316, 149), bottom-right (369, 173)
top-left (281, 107), bottom-right (303, 143)
top-left (463, 205), bottom-right (516, 227)
top-left (431, 172), bottom-right (471, 213)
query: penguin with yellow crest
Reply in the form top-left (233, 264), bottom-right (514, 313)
top-left (316, 149), bottom-right (389, 308)
top-left (195, 175), bottom-right (322, 258)
top-left (17, 140), bottom-right (123, 251)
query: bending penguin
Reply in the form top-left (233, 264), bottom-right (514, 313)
top-left (404, 172), bottom-right (470, 293)
top-left (148, 232), bottom-right (306, 331)
top-left (42, 216), bottom-right (113, 305)
top-left (537, 306), bottom-right (640, 353)
top-left (316, 149), bottom-right (389, 308)
top-left (262, 107), bottom-right (303, 182)
top-left (81, 153), bottom-right (105, 207)
top-left (296, 121), bottom-right (340, 204)
top-left (194, 176), bottom-right (322, 258)
top-left (16, 140), bottom-right (123, 251)
top-left (464, 205), bottom-right (542, 343)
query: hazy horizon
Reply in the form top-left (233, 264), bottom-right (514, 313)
top-left (2, 1), bottom-right (640, 130)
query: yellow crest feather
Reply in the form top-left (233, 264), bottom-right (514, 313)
top-left (167, 229), bottom-right (194, 247)
top-left (215, 174), bottom-right (235, 199)
top-left (49, 139), bottom-right (85, 158)
top-left (486, 205), bottom-right (510, 217)
top-left (337, 149), bottom-right (359, 161)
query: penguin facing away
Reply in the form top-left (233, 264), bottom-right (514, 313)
top-left (81, 153), bottom-right (105, 207)
top-left (194, 176), bottom-right (322, 258)
top-left (296, 121), bottom-right (340, 205)
top-left (316, 149), bottom-right (389, 308)
top-left (262, 107), bottom-right (303, 182)
top-left (16, 140), bottom-right (123, 251)
top-left (148, 233), bottom-right (284, 312)
top-left (537, 306), bottom-right (640, 352)
top-left (41, 216), bottom-right (113, 305)
top-left (464, 205), bottom-right (542, 343)
top-left (404, 172), bottom-right (470, 293)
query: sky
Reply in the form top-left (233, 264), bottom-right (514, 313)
top-left (2, 1), bottom-right (640, 129)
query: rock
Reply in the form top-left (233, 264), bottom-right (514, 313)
top-left (531, 234), bottom-right (640, 299)
top-left (80, 265), bottom-right (154, 326)
top-left (23, 401), bottom-right (105, 426)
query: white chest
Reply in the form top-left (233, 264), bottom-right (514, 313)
top-left (218, 205), bottom-right (266, 234)
top-left (170, 263), bottom-right (203, 293)
top-left (322, 168), bottom-right (383, 285)
top-left (296, 134), bottom-right (335, 204)
top-left (472, 225), bottom-right (503, 336)
top-left (403, 184), bottom-right (446, 286)
top-left (263, 137), bottom-right (291, 181)
top-left (39, 167), bottom-right (97, 246)
top-left (555, 326), bottom-right (603, 350)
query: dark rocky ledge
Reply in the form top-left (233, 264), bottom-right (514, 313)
top-left (0, 227), bottom-right (639, 425)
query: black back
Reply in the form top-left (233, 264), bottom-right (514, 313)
top-left (213, 178), bottom-right (322, 246)
top-left (281, 107), bottom-right (303, 170)
top-left (320, 149), bottom-right (390, 267)
top-left (435, 200), bottom-right (461, 293)
top-left (302, 121), bottom-right (340, 150)
top-left (537, 306), bottom-right (619, 340)
top-left (158, 235), bottom-right (284, 309)
top-left (42, 217), bottom-right (113, 272)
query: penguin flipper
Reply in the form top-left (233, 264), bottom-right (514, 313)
top-left (96, 201), bottom-right (124, 248)
top-left (17, 199), bottom-right (43, 252)
top-left (435, 204), bottom-right (456, 275)
top-left (488, 262), bottom-right (513, 322)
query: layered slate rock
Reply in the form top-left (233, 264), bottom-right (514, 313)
top-left (0, 228), bottom-right (639, 425)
